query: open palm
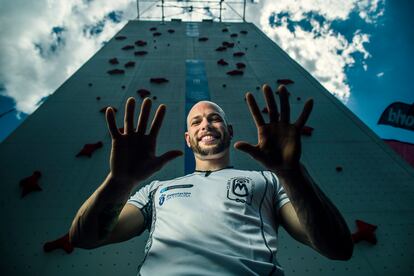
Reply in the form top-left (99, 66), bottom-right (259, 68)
top-left (234, 84), bottom-right (313, 173)
top-left (106, 97), bottom-right (183, 183)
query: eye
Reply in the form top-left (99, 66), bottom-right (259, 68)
top-left (191, 120), bottom-right (200, 126)
top-left (212, 115), bottom-right (222, 121)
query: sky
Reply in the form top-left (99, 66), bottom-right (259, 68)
top-left (0, 0), bottom-right (413, 143)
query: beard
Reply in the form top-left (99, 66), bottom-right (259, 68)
top-left (189, 129), bottom-right (231, 157)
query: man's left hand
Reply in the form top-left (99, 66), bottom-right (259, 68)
top-left (234, 84), bottom-right (313, 174)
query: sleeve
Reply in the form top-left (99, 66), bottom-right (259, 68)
top-left (269, 171), bottom-right (290, 210)
top-left (126, 180), bottom-right (159, 230)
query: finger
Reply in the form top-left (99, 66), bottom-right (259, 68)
top-left (234, 141), bottom-right (261, 157)
top-left (295, 98), bottom-right (314, 130)
top-left (245, 92), bottom-right (265, 127)
top-left (263, 84), bottom-right (279, 123)
top-left (149, 104), bottom-right (166, 139)
top-left (124, 97), bottom-right (135, 134)
top-left (278, 85), bottom-right (290, 124)
top-left (106, 107), bottom-right (121, 140)
top-left (136, 98), bottom-right (152, 135)
top-left (157, 150), bottom-right (183, 168)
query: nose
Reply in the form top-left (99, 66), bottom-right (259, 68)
top-left (199, 117), bottom-right (212, 130)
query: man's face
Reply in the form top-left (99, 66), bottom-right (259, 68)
top-left (185, 102), bottom-right (232, 158)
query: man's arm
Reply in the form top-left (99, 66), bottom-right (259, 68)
top-left (69, 97), bottom-right (182, 249)
top-left (276, 164), bottom-right (353, 260)
top-left (234, 84), bottom-right (353, 260)
top-left (69, 173), bottom-right (142, 249)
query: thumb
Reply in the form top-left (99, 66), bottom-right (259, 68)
top-left (234, 141), bottom-right (260, 157)
top-left (157, 150), bottom-right (183, 167)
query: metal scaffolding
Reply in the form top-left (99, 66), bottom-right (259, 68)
top-left (136, 0), bottom-right (251, 22)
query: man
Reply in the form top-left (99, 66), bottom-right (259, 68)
top-left (69, 84), bottom-right (353, 275)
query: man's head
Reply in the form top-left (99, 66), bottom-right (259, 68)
top-left (185, 101), bottom-right (233, 160)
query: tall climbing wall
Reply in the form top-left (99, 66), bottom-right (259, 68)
top-left (1, 19), bottom-right (413, 276)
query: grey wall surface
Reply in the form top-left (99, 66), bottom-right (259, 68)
top-left (1, 20), bottom-right (413, 276)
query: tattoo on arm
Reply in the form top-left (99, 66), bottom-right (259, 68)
top-left (97, 203), bottom-right (124, 240)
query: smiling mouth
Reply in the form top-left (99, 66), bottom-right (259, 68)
top-left (199, 134), bottom-right (220, 144)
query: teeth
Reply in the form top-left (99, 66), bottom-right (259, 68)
top-left (201, 135), bottom-right (215, 142)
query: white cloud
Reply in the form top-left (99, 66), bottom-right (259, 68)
top-left (377, 72), bottom-right (384, 77)
top-left (258, 0), bottom-right (384, 101)
top-left (0, 0), bottom-right (136, 114)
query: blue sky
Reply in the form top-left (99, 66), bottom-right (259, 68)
top-left (1, 0), bottom-right (413, 143)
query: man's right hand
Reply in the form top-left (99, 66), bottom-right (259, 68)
top-left (105, 97), bottom-right (183, 184)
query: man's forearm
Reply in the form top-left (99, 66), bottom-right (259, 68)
top-left (69, 173), bottom-right (136, 249)
top-left (275, 163), bottom-right (353, 260)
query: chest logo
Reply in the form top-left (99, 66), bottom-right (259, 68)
top-left (227, 177), bottom-right (254, 204)
top-left (159, 194), bottom-right (166, 206)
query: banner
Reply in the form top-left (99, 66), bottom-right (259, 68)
top-left (378, 102), bottom-right (414, 131)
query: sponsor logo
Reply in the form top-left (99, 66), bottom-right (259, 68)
top-left (159, 194), bottom-right (165, 206)
top-left (158, 187), bottom-right (192, 206)
top-left (227, 177), bottom-right (254, 204)
top-left (378, 102), bottom-right (414, 131)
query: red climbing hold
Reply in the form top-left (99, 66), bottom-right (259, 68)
top-left (115, 36), bottom-right (127, 40)
top-left (19, 170), bottom-right (42, 198)
top-left (262, 107), bottom-right (268, 114)
top-left (76, 141), bottom-right (103, 158)
top-left (150, 78), bottom-right (169, 84)
top-left (100, 106), bottom-right (117, 113)
top-left (226, 70), bottom-right (244, 76)
top-left (153, 32), bottom-right (162, 37)
top-left (137, 89), bottom-right (151, 99)
top-left (215, 46), bottom-right (227, 52)
top-left (230, 33), bottom-right (238, 38)
top-left (198, 37), bottom-right (209, 42)
top-left (222, 41), bottom-right (234, 48)
top-left (107, 69), bottom-right (125, 75)
top-left (167, 29), bottom-right (175, 33)
top-left (109, 58), bottom-right (119, 65)
top-left (134, 51), bottom-right (148, 56)
top-left (236, 62), bottom-right (246, 69)
top-left (150, 27), bottom-right (157, 31)
top-left (277, 79), bottom-right (294, 85)
top-left (124, 61), bottom-right (135, 68)
top-left (352, 219), bottom-right (378, 245)
top-left (217, 59), bottom-right (229, 66)
top-left (118, 127), bottom-right (124, 133)
top-left (44, 233), bottom-right (74, 254)
top-left (240, 30), bottom-right (248, 34)
top-left (301, 126), bottom-right (314, 136)
top-left (222, 28), bottom-right (229, 32)
top-left (122, 45), bottom-right (134, 50)
top-left (233, 52), bottom-right (245, 57)
top-left (135, 40), bottom-right (147, 47)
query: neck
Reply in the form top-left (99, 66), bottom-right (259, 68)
top-left (194, 149), bottom-right (231, 171)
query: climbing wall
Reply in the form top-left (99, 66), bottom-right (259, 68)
top-left (1, 20), bottom-right (413, 276)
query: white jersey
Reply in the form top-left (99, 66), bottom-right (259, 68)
top-left (126, 168), bottom-right (290, 276)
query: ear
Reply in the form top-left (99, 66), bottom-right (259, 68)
top-left (228, 125), bottom-right (233, 138)
top-left (184, 132), bottom-right (191, 147)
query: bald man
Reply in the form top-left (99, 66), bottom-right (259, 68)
top-left (69, 84), bottom-right (353, 276)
